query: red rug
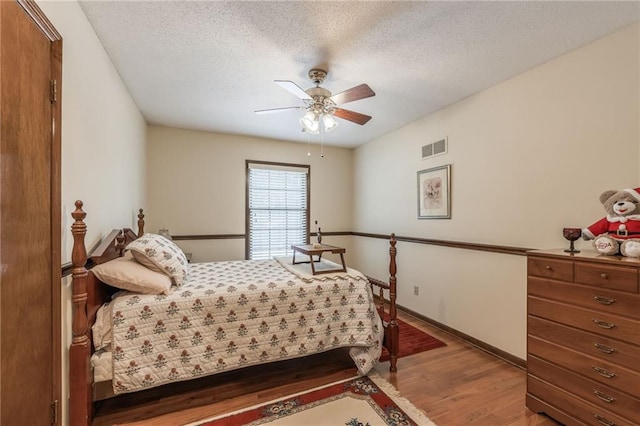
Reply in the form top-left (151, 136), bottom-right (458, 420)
top-left (379, 317), bottom-right (446, 362)
top-left (191, 374), bottom-right (436, 426)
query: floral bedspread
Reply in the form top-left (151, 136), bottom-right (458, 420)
top-left (109, 259), bottom-right (382, 394)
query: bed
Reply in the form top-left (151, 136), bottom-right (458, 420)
top-left (68, 200), bottom-right (399, 425)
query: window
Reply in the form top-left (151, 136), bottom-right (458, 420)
top-left (246, 161), bottom-right (310, 260)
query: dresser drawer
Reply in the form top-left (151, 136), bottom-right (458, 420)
top-left (528, 316), bottom-right (640, 371)
top-left (528, 257), bottom-right (574, 281)
top-left (529, 277), bottom-right (640, 320)
top-left (528, 296), bottom-right (640, 344)
top-left (528, 336), bottom-right (640, 397)
top-left (529, 355), bottom-right (640, 423)
top-left (528, 375), bottom-right (638, 426)
top-left (575, 262), bottom-right (639, 293)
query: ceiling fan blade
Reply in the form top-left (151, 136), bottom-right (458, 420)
top-left (330, 84), bottom-right (375, 105)
top-left (333, 108), bottom-right (372, 125)
top-left (255, 106), bottom-right (303, 114)
top-left (274, 80), bottom-right (312, 100)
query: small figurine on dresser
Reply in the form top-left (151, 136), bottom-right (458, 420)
top-left (582, 187), bottom-right (640, 257)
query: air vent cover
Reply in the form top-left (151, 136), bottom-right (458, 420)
top-left (422, 137), bottom-right (448, 160)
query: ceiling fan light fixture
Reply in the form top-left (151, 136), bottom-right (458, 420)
top-left (258, 68), bottom-right (375, 133)
top-left (322, 114), bottom-right (338, 132)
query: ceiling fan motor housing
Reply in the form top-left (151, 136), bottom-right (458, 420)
top-left (305, 86), bottom-right (331, 98)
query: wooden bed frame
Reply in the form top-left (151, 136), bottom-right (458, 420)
top-left (68, 200), bottom-right (399, 425)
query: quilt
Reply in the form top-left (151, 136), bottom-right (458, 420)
top-left (107, 258), bottom-right (382, 394)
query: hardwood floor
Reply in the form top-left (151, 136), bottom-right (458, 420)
top-left (375, 313), bottom-right (559, 426)
top-left (96, 310), bottom-right (560, 426)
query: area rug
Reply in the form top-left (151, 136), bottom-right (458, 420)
top-left (379, 318), bottom-right (446, 362)
top-left (189, 374), bottom-right (436, 426)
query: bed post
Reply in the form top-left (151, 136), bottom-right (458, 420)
top-left (388, 233), bottom-right (399, 372)
top-left (137, 208), bottom-right (145, 237)
top-left (69, 200), bottom-right (92, 425)
top-left (116, 231), bottom-right (126, 256)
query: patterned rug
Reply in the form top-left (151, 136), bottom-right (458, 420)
top-left (379, 318), bottom-right (446, 362)
top-left (189, 373), bottom-right (436, 426)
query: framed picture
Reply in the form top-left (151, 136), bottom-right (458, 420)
top-left (417, 164), bottom-right (451, 219)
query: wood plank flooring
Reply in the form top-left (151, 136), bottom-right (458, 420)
top-left (94, 310), bottom-right (560, 426)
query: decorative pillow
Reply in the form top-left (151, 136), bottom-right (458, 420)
top-left (126, 233), bottom-right (188, 286)
top-left (91, 252), bottom-right (173, 295)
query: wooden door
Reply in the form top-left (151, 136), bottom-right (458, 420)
top-left (0, 1), bottom-right (61, 424)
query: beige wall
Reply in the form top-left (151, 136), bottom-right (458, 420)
top-left (38, 0), bottom-right (147, 256)
top-left (146, 126), bottom-right (354, 263)
top-left (37, 1), bottom-right (147, 424)
top-left (29, 1), bottom-right (640, 419)
top-left (352, 23), bottom-right (640, 359)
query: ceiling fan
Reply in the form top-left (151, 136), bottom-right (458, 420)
top-left (255, 69), bottom-right (375, 134)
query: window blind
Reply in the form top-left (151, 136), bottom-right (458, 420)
top-left (247, 163), bottom-right (309, 260)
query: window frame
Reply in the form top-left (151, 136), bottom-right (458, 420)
top-left (245, 160), bottom-right (311, 260)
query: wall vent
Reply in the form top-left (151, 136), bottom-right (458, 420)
top-left (422, 137), bottom-right (448, 160)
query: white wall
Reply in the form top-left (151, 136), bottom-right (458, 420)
top-left (352, 23), bottom-right (640, 359)
top-left (146, 126), bottom-right (354, 262)
top-left (36, 1), bottom-right (147, 424)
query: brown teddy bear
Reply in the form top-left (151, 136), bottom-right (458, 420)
top-left (582, 188), bottom-right (640, 256)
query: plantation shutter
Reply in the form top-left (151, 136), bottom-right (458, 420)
top-left (247, 162), bottom-right (309, 260)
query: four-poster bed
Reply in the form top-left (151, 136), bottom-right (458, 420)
top-left (68, 200), bottom-right (399, 425)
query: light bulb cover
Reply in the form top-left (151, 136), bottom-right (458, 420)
top-left (302, 110), bottom-right (315, 123)
top-left (300, 110), bottom-right (320, 133)
top-left (300, 114), bottom-right (319, 134)
top-left (322, 114), bottom-right (338, 132)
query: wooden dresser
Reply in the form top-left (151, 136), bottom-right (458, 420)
top-left (526, 249), bottom-right (640, 426)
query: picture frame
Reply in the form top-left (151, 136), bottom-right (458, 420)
top-left (417, 164), bottom-right (451, 219)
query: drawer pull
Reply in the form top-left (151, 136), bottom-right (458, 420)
top-left (599, 273), bottom-right (609, 280)
top-left (544, 265), bottom-right (552, 270)
top-left (592, 319), bottom-right (616, 329)
top-left (594, 343), bottom-right (616, 354)
top-left (593, 366), bottom-right (616, 378)
top-left (594, 414), bottom-right (616, 426)
top-left (593, 389), bottom-right (616, 403)
top-left (593, 296), bottom-right (616, 305)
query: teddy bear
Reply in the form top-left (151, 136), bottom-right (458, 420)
top-left (582, 187), bottom-right (640, 257)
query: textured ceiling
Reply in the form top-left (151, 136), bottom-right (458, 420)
top-left (78, 1), bottom-right (639, 148)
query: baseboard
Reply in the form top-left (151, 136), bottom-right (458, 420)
top-left (396, 303), bottom-right (526, 370)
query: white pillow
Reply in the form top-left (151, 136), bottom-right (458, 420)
top-left (92, 302), bottom-right (112, 350)
top-left (91, 252), bottom-right (173, 294)
top-left (126, 233), bottom-right (188, 286)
